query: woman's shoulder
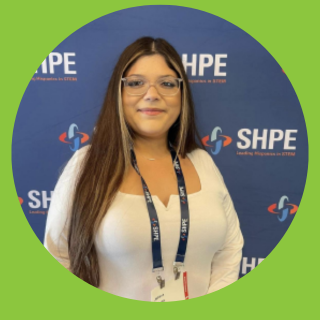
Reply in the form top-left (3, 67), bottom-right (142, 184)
top-left (61, 144), bottom-right (91, 175)
top-left (187, 147), bottom-right (214, 165)
top-left (77, 144), bottom-right (91, 156)
top-left (71, 144), bottom-right (91, 163)
top-left (187, 147), bottom-right (226, 188)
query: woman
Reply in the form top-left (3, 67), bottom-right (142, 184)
top-left (44, 37), bottom-right (244, 301)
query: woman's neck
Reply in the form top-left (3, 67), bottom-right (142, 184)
top-left (133, 134), bottom-right (170, 158)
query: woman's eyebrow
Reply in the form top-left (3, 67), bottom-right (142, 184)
top-left (126, 74), bottom-right (143, 77)
top-left (127, 74), bottom-right (176, 78)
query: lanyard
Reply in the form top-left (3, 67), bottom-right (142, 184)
top-left (129, 144), bottom-right (190, 281)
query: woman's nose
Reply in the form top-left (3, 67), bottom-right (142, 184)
top-left (143, 84), bottom-right (160, 100)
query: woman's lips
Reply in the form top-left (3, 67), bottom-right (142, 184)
top-left (138, 109), bottom-right (164, 116)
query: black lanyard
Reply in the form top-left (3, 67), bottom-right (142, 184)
top-left (130, 144), bottom-right (190, 273)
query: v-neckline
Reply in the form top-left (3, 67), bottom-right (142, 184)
top-left (154, 194), bottom-right (176, 211)
top-left (118, 149), bottom-right (203, 210)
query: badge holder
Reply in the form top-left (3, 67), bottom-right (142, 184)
top-left (173, 262), bottom-right (184, 280)
top-left (153, 267), bottom-right (165, 289)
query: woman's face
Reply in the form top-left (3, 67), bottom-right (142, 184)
top-left (122, 54), bottom-right (181, 140)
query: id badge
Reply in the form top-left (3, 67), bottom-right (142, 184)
top-left (151, 271), bottom-right (189, 302)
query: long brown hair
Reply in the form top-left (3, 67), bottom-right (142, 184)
top-left (68, 37), bottom-right (205, 287)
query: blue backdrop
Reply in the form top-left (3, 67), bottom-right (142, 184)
top-left (12, 6), bottom-right (308, 278)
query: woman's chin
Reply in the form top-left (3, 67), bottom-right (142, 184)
top-left (135, 128), bottom-right (168, 138)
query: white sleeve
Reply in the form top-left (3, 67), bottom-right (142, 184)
top-left (204, 152), bottom-right (244, 293)
top-left (43, 146), bottom-right (89, 270)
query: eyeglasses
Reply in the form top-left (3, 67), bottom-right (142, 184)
top-left (121, 75), bottom-right (182, 96)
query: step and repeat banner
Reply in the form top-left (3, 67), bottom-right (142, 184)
top-left (12, 6), bottom-right (308, 279)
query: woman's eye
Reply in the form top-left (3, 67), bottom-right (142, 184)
top-left (161, 81), bottom-right (176, 88)
top-left (128, 80), bottom-right (144, 87)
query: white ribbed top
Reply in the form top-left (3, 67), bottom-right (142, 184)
top-left (44, 145), bottom-right (243, 301)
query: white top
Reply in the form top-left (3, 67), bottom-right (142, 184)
top-left (44, 145), bottom-right (244, 301)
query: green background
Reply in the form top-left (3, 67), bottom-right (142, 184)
top-left (2, 0), bottom-right (317, 318)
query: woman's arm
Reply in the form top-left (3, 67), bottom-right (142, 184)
top-left (207, 191), bottom-right (244, 293)
top-left (201, 150), bottom-right (244, 293)
top-left (43, 146), bottom-right (88, 270)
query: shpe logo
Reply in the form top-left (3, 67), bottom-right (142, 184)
top-left (202, 127), bottom-right (232, 155)
top-left (181, 54), bottom-right (227, 77)
top-left (268, 195), bottom-right (298, 222)
top-left (18, 191), bottom-right (53, 215)
top-left (152, 218), bottom-right (159, 242)
top-left (36, 52), bottom-right (76, 74)
top-left (59, 124), bottom-right (89, 152)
